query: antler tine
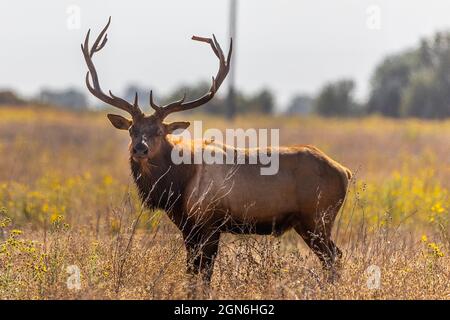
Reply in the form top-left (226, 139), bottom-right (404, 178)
top-left (81, 17), bottom-right (143, 118)
top-left (192, 35), bottom-right (220, 59)
top-left (133, 92), bottom-right (139, 107)
top-left (91, 16), bottom-right (110, 56)
top-left (155, 35), bottom-right (233, 120)
top-left (212, 35), bottom-right (225, 64)
top-left (95, 34), bottom-right (108, 53)
top-left (150, 90), bottom-right (162, 113)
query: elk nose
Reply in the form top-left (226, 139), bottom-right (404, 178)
top-left (133, 143), bottom-right (148, 156)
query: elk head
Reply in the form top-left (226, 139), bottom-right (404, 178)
top-left (81, 17), bottom-right (232, 162)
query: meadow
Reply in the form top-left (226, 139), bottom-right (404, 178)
top-left (0, 106), bottom-right (449, 299)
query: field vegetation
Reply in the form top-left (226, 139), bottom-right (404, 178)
top-left (0, 106), bottom-right (449, 299)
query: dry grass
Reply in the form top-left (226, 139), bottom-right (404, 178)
top-left (0, 106), bottom-right (449, 299)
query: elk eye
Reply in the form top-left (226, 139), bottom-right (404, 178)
top-left (157, 129), bottom-right (163, 136)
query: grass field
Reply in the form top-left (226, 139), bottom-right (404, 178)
top-left (0, 106), bottom-right (449, 299)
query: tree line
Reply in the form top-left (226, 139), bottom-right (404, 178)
top-left (309, 31), bottom-right (450, 118)
top-left (1, 31), bottom-right (450, 118)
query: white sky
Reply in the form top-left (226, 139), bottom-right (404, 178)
top-left (1, 0), bottom-right (450, 110)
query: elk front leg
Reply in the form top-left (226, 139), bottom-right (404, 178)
top-left (184, 230), bottom-right (220, 297)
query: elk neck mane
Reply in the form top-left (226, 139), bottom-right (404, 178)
top-left (129, 136), bottom-right (197, 214)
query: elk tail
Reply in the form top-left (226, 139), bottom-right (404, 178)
top-left (337, 165), bottom-right (352, 197)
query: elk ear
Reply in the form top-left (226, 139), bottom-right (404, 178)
top-left (165, 121), bottom-right (190, 134)
top-left (107, 114), bottom-right (132, 130)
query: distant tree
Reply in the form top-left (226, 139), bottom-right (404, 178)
top-left (400, 70), bottom-right (439, 118)
top-left (418, 39), bottom-right (432, 68)
top-left (368, 31), bottom-right (450, 118)
top-left (243, 88), bottom-right (275, 114)
top-left (367, 52), bottom-right (416, 117)
top-left (0, 90), bottom-right (26, 106)
top-left (39, 88), bottom-right (87, 110)
top-left (286, 94), bottom-right (313, 115)
top-left (314, 79), bottom-right (358, 117)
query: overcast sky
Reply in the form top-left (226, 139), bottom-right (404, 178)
top-left (1, 0), bottom-right (450, 110)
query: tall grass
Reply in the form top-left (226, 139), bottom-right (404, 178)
top-left (0, 106), bottom-right (449, 299)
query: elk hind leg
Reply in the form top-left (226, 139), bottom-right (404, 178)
top-left (294, 218), bottom-right (341, 271)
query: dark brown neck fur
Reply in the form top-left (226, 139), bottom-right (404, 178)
top-left (130, 139), bottom-right (196, 217)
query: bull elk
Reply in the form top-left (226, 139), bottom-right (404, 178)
top-left (82, 18), bottom-right (352, 289)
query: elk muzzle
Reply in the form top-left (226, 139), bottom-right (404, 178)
top-left (132, 142), bottom-right (149, 159)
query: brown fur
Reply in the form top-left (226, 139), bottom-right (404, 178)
top-left (126, 126), bottom-right (352, 288)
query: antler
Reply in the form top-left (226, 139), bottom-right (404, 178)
top-left (150, 35), bottom-right (232, 119)
top-left (81, 17), bottom-right (143, 119)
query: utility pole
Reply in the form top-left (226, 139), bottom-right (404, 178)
top-left (226, 0), bottom-right (237, 119)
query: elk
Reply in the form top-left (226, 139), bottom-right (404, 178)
top-left (82, 18), bottom-right (352, 289)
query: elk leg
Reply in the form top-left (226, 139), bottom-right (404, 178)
top-left (184, 230), bottom-right (220, 296)
top-left (294, 223), bottom-right (341, 270)
top-left (328, 239), bottom-right (342, 261)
